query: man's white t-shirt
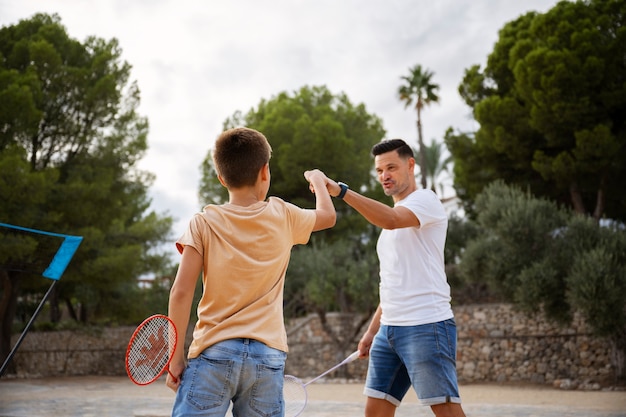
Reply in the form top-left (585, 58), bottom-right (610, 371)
top-left (376, 189), bottom-right (453, 326)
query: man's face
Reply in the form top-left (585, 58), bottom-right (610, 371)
top-left (374, 150), bottom-right (415, 199)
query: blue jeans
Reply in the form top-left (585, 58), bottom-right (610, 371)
top-left (172, 338), bottom-right (287, 417)
top-left (364, 319), bottom-right (461, 406)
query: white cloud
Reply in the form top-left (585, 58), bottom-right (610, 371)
top-left (0, 0), bottom-right (559, 247)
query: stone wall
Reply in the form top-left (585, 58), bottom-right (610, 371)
top-left (7, 304), bottom-right (616, 389)
top-left (454, 304), bottom-right (613, 389)
top-left (8, 326), bottom-right (131, 378)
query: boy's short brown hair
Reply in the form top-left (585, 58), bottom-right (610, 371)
top-left (212, 127), bottom-right (272, 188)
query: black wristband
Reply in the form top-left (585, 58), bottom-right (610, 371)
top-left (337, 182), bottom-right (349, 199)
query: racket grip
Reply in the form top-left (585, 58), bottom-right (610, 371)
top-left (167, 369), bottom-right (178, 383)
top-left (346, 350), bottom-right (360, 363)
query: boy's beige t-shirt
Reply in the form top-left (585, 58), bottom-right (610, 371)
top-left (176, 196), bottom-right (316, 359)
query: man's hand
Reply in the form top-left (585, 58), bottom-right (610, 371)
top-left (358, 332), bottom-right (374, 359)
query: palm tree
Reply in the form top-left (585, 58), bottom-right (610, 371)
top-left (423, 139), bottom-right (453, 197)
top-left (398, 65), bottom-right (440, 189)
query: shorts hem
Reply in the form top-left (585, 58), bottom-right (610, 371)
top-left (419, 396), bottom-right (462, 406)
top-left (363, 388), bottom-right (401, 407)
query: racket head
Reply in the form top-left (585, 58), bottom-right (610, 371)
top-left (125, 314), bottom-right (177, 386)
top-left (283, 374), bottom-right (307, 417)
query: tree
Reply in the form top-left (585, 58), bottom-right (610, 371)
top-left (398, 64), bottom-right (440, 190)
top-left (458, 181), bottom-right (571, 306)
top-left (560, 217), bottom-right (626, 379)
top-left (0, 145), bottom-right (59, 373)
top-left (286, 238), bottom-right (380, 353)
top-left (449, 0), bottom-right (626, 221)
top-left (0, 12), bottom-right (173, 357)
top-left (422, 138), bottom-right (453, 196)
top-left (458, 181), bottom-right (626, 380)
top-left (444, 212), bottom-right (483, 304)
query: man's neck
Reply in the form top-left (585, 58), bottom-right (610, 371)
top-left (392, 184), bottom-right (418, 204)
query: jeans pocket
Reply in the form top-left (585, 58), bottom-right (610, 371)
top-left (186, 356), bottom-right (234, 411)
top-left (249, 362), bottom-right (284, 417)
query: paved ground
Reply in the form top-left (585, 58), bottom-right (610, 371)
top-left (0, 376), bottom-right (625, 417)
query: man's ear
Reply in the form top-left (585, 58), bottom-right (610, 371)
top-left (408, 157), bottom-right (416, 172)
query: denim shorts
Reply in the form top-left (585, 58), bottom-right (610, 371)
top-left (172, 338), bottom-right (286, 417)
top-left (364, 318), bottom-right (461, 406)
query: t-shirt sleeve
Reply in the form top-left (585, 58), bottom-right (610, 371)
top-left (283, 201), bottom-right (317, 245)
top-left (401, 190), bottom-right (447, 227)
top-left (175, 214), bottom-right (205, 256)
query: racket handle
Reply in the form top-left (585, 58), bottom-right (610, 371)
top-left (167, 369), bottom-right (178, 383)
top-left (345, 350), bottom-right (360, 362)
top-left (305, 351), bottom-right (361, 386)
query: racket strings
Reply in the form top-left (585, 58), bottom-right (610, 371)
top-left (136, 326), bottom-right (169, 367)
top-left (126, 316), bottom-right (176, 385)
top-left (282, 351), bottom-right (359, 417)
top-left (282, 375), bottom-right (307, 417)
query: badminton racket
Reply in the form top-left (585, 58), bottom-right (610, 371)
top-left (283, 350), bottom-right (360, 417)
top-left (125, 314), bottom-right (178, 386)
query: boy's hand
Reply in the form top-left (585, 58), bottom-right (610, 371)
top-left (166, 359), bottom-right (185, 392)
top-left (304, 169), bottom-right (325, 182)
top-left (304, 169), bottom-right (340, 196)
top-left (304, 169), bottom-right (324, 192)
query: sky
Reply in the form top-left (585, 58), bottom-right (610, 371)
top-left (0, 0), bottom-right (560, 248)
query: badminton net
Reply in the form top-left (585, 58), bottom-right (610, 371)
top-left (0, 222), bottom-right (83, 376)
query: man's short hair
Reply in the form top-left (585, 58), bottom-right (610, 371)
top-left (212, 127), bottom-right (272, 188)
top-left (371, 139), bottom-right (414, 159)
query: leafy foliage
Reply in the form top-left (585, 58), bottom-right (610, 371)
top-left (555, 217), bottom-right (626, 337)
top-left (460, 181), bottom-right (569, 316)
top-left (458, 180), bottom-right (626, 377)
top-left (422, 138), bottom-right (453, 196)
top-left (0, 13), bottom-right (174, 338)
top-left (286, 238), bottom-right (379, 318)
top-left (449, 0), bottom-right (626, 221)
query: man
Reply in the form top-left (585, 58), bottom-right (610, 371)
top-left (318, 139), bottom-right (466, 417)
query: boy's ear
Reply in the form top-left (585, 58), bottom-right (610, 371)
top-left (217, 174), bottom-right (227, 187)
top-left (260, 163), bottom-right (270, 181)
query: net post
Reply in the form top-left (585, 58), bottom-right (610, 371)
top-left (0, 280), bottom-right (58, 377)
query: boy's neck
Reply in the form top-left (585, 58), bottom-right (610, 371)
top-left (228, 188), bottom-right (266, 207)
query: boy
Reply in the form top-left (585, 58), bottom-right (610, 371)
top-left (166, 127), bottom-right (335, 416)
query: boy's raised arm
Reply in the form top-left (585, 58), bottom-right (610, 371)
top-left (304, 169), bottom-right (336, 231)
